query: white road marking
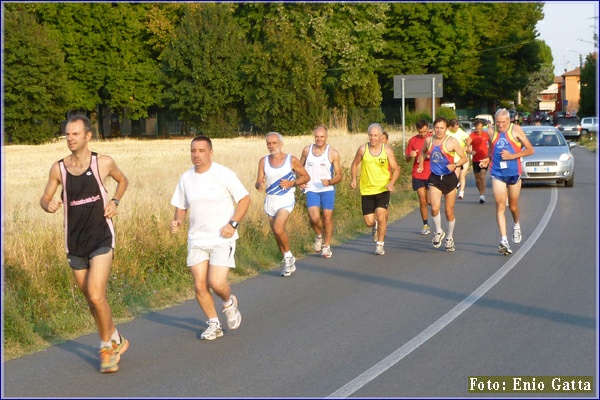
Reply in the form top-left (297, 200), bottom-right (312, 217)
top-left (328, 187), bottom-right (557, 398)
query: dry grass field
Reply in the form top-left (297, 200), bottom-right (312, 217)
top-left (2, 128), bottom-right (416, 358)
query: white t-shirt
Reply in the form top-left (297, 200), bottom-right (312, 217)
top-left (171, 162), bottom-right (249, 246)
top-left (304, 144), bottom-right (334, 193)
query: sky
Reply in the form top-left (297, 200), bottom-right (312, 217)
top-left (536, 1), bottom-right (598, 76)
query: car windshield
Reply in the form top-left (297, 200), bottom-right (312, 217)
top-left (525, 129), bottom-right (564, 146)
top-left (556, 117), bottom-right (579, 126)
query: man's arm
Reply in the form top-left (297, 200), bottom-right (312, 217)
top-left (326, 148), bottom-right (343, 186)
top-left (291, 156), bottom-right (310, 186)
top-left (99, 155), bottom-right (128, 216)
top-left (40, 162), bottom-right (63, 213)
top-left (416, 138), bottom-right (430, 173)
top-left (513, 125), bottom-right (535, 158)
top-left (350, 145), bottom-right (365, 189)
top-left (386, 146), bottom-right (400, 191)
top-left (299, 146), bottom-right (309, 166)
top-left (170, 207), bottom-right (187, 233)
top-left (255, 157), bottom-right (266, 191)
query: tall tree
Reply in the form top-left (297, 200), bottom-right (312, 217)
top-left (161, 3), bottom-right (247, 136)
top-left (36, 3), bottom-right (163, 137)
top-left (578, 52), bottom-right (597, 117)
top-left (3, 6), bottom-right (71, 144)
top-left (521, 40), bottom-right (555, 112)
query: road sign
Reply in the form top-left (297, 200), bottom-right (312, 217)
top-left (393, 74), bottom-right (443, 99)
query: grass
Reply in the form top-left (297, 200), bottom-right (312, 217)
top-left (2, 129), bottom-right (419, 360)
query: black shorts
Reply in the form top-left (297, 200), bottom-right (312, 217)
top-left (67, 247), bottom-right (113, 270)
top-left (428, 173), bottom-right (459, 195)
top-left (472, 161), bottom-right (488, 174)
top-left (361, 191), bottom-right (390, 215)
top-left (412, 177), bottom-right (429, 191)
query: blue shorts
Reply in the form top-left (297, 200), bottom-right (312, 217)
top-left (491, 174), bottom-right (521, 186)
top-left (305, 190), bottom-right (336, 210)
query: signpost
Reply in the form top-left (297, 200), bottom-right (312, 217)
top-left (393, 74), bottom-right (443, 152)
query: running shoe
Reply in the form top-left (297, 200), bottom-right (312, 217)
top-left (498, 241), bottom-right (513, 255)
top-left (281, 256), bottom-right (296, 277)
top-left (432, 231), bottom-right (446, 248)
top-left (458, 191), bottom-right (464, 199)
top-left (321, 245), bottom-right (332, 258)
top-left (374, 243), bottom-right (385, 255)
top-left (512, 223), bottom-right (522, 244)
top-left (420, 224), bottom-right (431, 235)
top-left (445, 238), bottom-right (456, 252)
top-left (201, 320), bottom-right (224, 340)
top-left (99, 334), bottom-right (129, 373)
top-left (223, 295), bottom-right (242, 330)
top-left (371, 222), bottom-right (378, 242)
top-left (479, 195), bottom-right (485, 204)
top-left (313, 235), bottom-right (323, 252)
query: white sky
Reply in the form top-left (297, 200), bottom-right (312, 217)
top-left (536, 1), bottom-right (598, 76)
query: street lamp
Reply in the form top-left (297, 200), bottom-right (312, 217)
top-left (565, 48), bottom-right (583, 69)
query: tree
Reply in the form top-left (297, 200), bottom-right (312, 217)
top-left (161, 4), bottom-right (247, 136)
top-left (36, 3), bottom-right (163, 138)
top-left (579, 52), bottom-right (597, 117)
top-left (3, 6), bottom-right (71, 144)
top-left (521, 40), bottom-right (555, 112)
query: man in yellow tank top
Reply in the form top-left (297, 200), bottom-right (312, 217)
top-left (350, 123), bottom-right (400, 255)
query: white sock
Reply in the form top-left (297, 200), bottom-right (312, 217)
top-left (447, 219), bottom-right (455, 239)
top-left (100, 340), bottom-right (112, 349)
top-left (377, 241), bottom-right (384, 246)
top-left (110, 329), bottom-right (120, 344)
top-left (501, 236), bottom-right (508, 244)
top-left (513, 222), bottom-right (520, 229)
top-left (433, 213), bottom-right (442, 233)
top-left (284, 251), bottom-right (293, 259)
top-left (223, 297), bottom-right (233, 308)
top-left (209, 317), bottom-right (221, 326)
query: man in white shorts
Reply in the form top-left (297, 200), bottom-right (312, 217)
top-left (170, 135), bottom-right (251, 340)
top-left (255, 132), bottom-right (310, 276)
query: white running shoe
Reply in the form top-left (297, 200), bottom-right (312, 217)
top-left (374, 243), bottom-right (385, 255)
top-left (313, 235), bottom-right (323, 252)
top-left (432, 231), bottom-right (446, 248)
top-left (223, 295), bottom-right (241, 330)
top-left (420, 224), bottom-right (431, 235)
top-left (445, 238), bottom-right (456, 252)
top-left (281, 256), bottom-right (296, 277)
top-left (201, 321), bottom-right (223, 340)
top-left (321, 246), bottom-right (332, 258)
top-left (498, 241), bottom-right (513, 255)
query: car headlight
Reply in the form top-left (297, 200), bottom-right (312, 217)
top-left (559, 153), bottom-right (571, 162)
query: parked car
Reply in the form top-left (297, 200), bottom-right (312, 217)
top-left (579, 117), bottom-right (597, 136)
top-left (554, 116), bottom-right (581, 140)
top-left (520, 126), bottom-right (576, 187)
top-left (459, 120), bottom-right (474, 134)
top-left (474, 114), bottom-right (494, 125)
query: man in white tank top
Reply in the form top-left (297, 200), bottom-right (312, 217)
top-left (255, 132), bottom-right (310, 276)
top-left (299, 126), bottom-right (342, 258)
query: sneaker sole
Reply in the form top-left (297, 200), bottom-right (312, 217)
top-left (498, 246), bottom-right (513, 255)
top-left (201, 331), bottom-right (224, 340)
top-left (281, 265), bottom-right (296, 277)
top-left (321, 253), bottom-right (332, 258)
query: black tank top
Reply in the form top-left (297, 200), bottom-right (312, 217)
top-left (60, 153), bottom-right (114, 256)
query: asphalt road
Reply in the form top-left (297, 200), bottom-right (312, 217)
top-left (3, 146), bottom-right (597, 398)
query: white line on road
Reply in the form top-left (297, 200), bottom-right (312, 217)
top-left (328, 187), bottom-right (558, 398)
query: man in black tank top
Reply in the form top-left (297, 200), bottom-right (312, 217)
top-left (40, 114), bottom-right (129, 373)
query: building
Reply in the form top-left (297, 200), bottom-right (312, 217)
top-left (561, 67), bottom-right (581, 116)
top-left (538, 76), bottom-right (561, 113)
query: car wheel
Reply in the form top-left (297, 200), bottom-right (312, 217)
top-left (565, 172), bottom-right (575, 188)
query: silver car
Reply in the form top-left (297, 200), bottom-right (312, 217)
top-left (520, 126), bottom-right (576, 187)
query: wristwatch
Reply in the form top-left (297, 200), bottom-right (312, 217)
top-left (111, 198), bottom-right (120, 206)
top-left (229, 220), bottom-right (239, 229)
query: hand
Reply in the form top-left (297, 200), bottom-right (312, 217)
top-left (47, 199), bottom-right (63, 213)
top-left (280, 179), bottom-right (294, 189)
top-left (417, 166), bottom-right (423, 173)
top-left (386, 183), bottom-right (395, 192)
top-left (500, 150), bottom-right (512, 160)
top-left (411, 150), bottom-right (418, 158)
top-left (320, 179), bottom-right (330, 187)
top-left (350, 180), bottom-right (357, 190)
top-left (170, 220), bottom-right (182, 234)
top-left (220, 224), bottom-right (235, 239)
top-left (255, 181), bottom-right (265, 191)
top-left (104, 202), bottom-right (118, 218)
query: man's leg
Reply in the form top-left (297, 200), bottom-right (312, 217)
top-left (507, 180), bottom-right (522, 224)
top-left (417, 186), bottom-right (429, 221)
top-left (269, 209), bottom-right (292, 255)
top-left (307, 206), bottom-right (323, 237)
top-left (73, 250), bottom-right (116, 343)
top-left (322, 209), bottom-right (334, 246)
top-left (491, 178), bottom-right (509, 238)
top-left (190, 260), bottom-right (218, 320)
top-left (375, 207), bottom-right (387, 242)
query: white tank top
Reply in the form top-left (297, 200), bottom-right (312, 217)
top-left (264, 154), bottom-right (295, 196)
top-left (304, 144), bottom-right (334, 193)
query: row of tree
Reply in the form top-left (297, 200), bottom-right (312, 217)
top-left (5, 2), bottom-right (554, 144)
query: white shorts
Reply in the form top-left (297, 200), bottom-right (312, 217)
top-left (264, 193), bottom-right (295, 217)
top-left (187, 241), bottom-right (236, 268)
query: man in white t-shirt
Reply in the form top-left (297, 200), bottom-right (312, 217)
top-left (299, 126), bottom-right (342, 258)
top-left (255, 132), bottom-right (310, 277)
top-left (170, 135), bottom-right (251, 341)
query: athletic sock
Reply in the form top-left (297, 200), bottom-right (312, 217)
top-left (110, 329), bottom-right (121, 344)
top-left (447, 219), bottom-right (455, 239)
top-left (284, 251), bottom-right (293, 259)
top-left (433, 213), bottom-right (442, 232)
